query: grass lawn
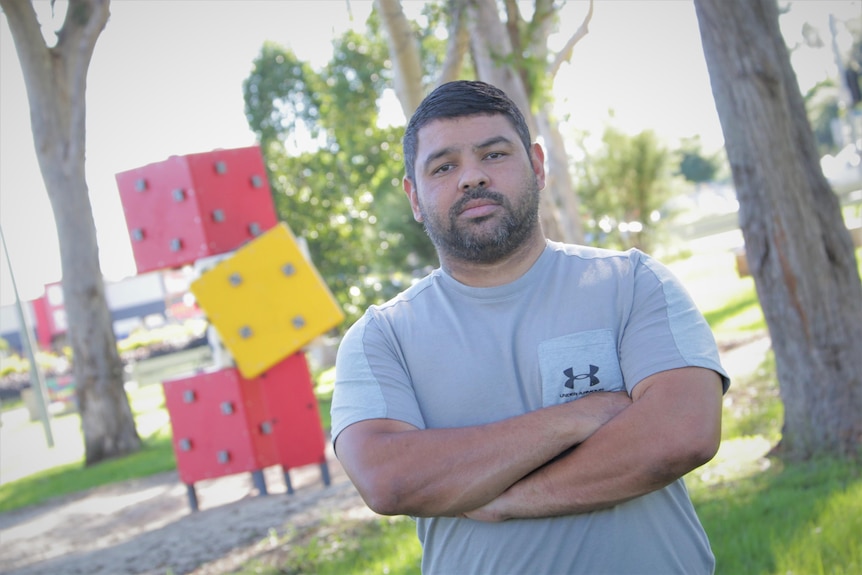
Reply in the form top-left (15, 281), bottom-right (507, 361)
top-left (0, 382), bottom-right (176, 512)
top-left (696, 455), bottom-right (861, 575)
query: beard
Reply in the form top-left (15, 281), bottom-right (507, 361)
top-left (418, 173), bottom-right (541, 264)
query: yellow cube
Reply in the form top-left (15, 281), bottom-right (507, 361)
top-left (190, 222), bottom-right (344, 378)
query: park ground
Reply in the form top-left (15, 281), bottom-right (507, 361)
top-left (0, 329), bottom-right (773, 575)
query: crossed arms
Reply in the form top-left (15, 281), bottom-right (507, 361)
top-left (334, 366), bottom-right (723, 520)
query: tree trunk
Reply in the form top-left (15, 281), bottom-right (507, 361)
top-left (1, 0), bottom-right (141, 464)
top-left (375, 0), bottom-right (425, 117)
top-left (465, 0), bottom-right (533, 116)
top-left (694, 0), bottom-right (862, 459)
top-left (537, 0), bottom-right (593, 245)
top-left (536, 109), bottom-right (584, 243)
top-left (438, 0), bottom-right (470, 86)
top-left (465, 0), bottom-right (569, 241)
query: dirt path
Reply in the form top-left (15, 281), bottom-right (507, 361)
top-left (0, 442), bottom-right (376, 575)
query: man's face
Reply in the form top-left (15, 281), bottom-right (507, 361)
top-left (404, 114), bottom-right (545, 264)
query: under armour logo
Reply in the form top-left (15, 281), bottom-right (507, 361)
top-left (564, 365), bottom-right (600, 388)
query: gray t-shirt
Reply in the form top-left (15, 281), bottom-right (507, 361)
top-left (332, 241), bottom-right (729, 575)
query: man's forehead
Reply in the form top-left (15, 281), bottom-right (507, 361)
top-left (417, 114), bottom-right (516, 151)
top-left (419, 113), bottom-right (510, 134)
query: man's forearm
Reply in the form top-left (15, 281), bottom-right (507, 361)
top-left (465, 368), bottom-right (723, 522)
top-left (335, 392), bottom-right (630, 517)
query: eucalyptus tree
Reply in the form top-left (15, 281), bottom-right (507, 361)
top-left (0, 0), bottom-right (140, 463)
top-left (694, 0), bottom-right (862, 459)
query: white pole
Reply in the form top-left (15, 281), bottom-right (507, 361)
top-left (0, 225), bottom-right (54, 447)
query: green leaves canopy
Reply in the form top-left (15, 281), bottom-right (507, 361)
top-left (243, 30), bottom-right (436, 329)
top-left (575, 126), bottom-right (675, 253)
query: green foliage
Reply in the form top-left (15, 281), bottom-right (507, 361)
top-left (413, 2), bottom-right (474, 85)
top-left (786, 5), bottom-right (862, 156)
top-left (719, 351), bottom-right (783, 442)
top-left (804, 79), bottom-right (843, 156)
top-left (243, 29), bottom-right (437, 329)
top-left (0, 353), bottom-right (27, 377)
top-left (0, 347), bottom-right (71, 378)
top-left (675, 135), bottom-right (724, 184)
top-left (116, 320), bottom-right (207, 354)
top-left (575, 126), bottom-right (678, 252)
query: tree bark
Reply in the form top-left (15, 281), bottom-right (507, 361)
top-left (534, 0), bottom-right (590, 244)
top-left (375, 0), bottom-right (425, 117)
top-left (465, 0), bottom-right (533, 125)
top-left (694, 0), bottom-right (862, 458)
top-left (438, 0), bottom-right (469, 86)
top-left (536, 109), bottom-right (584, 243)
top-left (1, 0), bottom-right (141, 464)
top-left (465, 0), bottom-right (570, 241)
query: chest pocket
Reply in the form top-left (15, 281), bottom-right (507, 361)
top-left (538, 329), bottom-right (625, 407)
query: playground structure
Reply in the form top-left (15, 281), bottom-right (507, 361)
top-left (115, 145), bottom-right (344, 511)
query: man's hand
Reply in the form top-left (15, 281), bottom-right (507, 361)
top-left (461, 492), bottom-right (510, 522)
top-left (462, 390), bottom-right (632, 523)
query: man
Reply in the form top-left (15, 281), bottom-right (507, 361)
top-left (331, 80), bottom-right (729, 574)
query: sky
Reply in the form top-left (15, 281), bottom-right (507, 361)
top-left (0, 0), bottom-right (858, 306)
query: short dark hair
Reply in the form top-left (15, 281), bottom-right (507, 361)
top-left (402, 80), bottom-right (533, 182)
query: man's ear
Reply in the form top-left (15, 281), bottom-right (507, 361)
top-left (403, 177), bottom-right (423, 222)
top-left (531, 142), bottom-right (547, 190)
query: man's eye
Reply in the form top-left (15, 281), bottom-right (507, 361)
top-left (433, 163), bottom-right (454, 175)
top-left (485, 152), bottom-right (506, 160)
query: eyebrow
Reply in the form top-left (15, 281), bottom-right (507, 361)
top-left (421, 135), bottom-right (516, 173)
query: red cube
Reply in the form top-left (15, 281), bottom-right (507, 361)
top-left (116, 146), bottom-right (278, 274)
top-left (259, 352), bottom-right (327, 470)
top-left (162, 352), bottom-right (327, 486)
top-left (163, 368), bottom-right (280, 484)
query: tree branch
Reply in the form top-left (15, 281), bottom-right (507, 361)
top-left (504, 0), bottom-right (521, 55)
top-left (439, 0), bottom-right (469, 86)
top-left (0, 0), bottom-right (52, 88)
top-left (55, 0), bottom-right (110, 64)
top-left (549, 0), bottom-right (593, 78)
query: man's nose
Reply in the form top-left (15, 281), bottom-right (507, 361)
top-left (459, 164), bottom-right (488, 190)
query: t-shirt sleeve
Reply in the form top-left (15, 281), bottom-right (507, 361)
top-left (620, 251), bottom-right (730, 394)
top-left (330, 311), bottom-right (427, 448)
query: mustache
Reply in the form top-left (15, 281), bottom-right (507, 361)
top-left (450, 188), bottom-right (506, 216)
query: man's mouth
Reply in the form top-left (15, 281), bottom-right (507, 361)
top-left (459, 199), bottom-right (500, 218)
